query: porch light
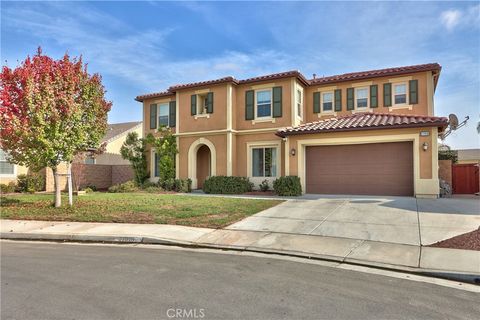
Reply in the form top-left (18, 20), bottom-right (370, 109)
top-left (422, 142), bottom-right (429, 151)
top-left (290, 148), bottom-right (296, 156)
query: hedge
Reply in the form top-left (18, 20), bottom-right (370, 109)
top-left (203, 176), bottom-right (253, 194)
top-left (273, 176), bottom-right (302, 196)
top-left (16, 173), bottom-right (45, 193)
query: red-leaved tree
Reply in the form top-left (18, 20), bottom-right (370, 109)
top-left (0, 48), bottom-right (111, 207)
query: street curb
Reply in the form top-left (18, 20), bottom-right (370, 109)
top-left (2, 232), bottom-right (479, 285)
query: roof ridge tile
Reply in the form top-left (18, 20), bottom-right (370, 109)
top-left (276, 113), bottom-right (448, 137)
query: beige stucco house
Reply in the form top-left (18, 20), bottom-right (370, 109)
top-left (0, 149), bottom-right (29, 185)
top-left (456, 149), bottom-right (480, 165)
top-left (85, 121), bottom-right (143, 165)
top-left (136, 63), bottom-right (448, 197)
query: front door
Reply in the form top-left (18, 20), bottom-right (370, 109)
top-left (196, 145), bottom-right (211, 189)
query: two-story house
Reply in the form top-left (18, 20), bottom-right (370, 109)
top-left (135, 63), bottom-right (447, 197)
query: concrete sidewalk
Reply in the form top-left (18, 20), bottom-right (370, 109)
top-left (1, 219), bottom-right (479, 283)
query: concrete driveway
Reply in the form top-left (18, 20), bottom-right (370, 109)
top-left (227, 196), bottom-right (480, 246)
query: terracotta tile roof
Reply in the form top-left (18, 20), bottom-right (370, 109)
top-left (135, 90), bottom-right (174, 102)
top-left (238, 70), bottom-right (309, 86)
top-left (169, 76), bottom-right (237, 91)
top-left (135, 63), bottom-right (441, 102)
top-left (276, 113), bottom-right (448, 137)
top-left (309, 63), bottom-right (441, 85)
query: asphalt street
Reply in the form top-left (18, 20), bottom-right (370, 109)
top-left (1, 241), bottom-right (478, 320)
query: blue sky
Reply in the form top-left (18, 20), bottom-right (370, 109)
top-left (1, 1), bottom-right (479, 149)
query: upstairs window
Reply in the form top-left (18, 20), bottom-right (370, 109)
top-left (191, 92), bottom-right (213, 116)
top-left (394, 83), bottom-right (407, 105)
top-left (252, 147), bottom-right (277, 177)
top-left (158, 103), bottom-right (169, 126)
top-left (355, 87), bottom-right (368, 109)
top-left (256, 90), bottom-right (272, 118)
top-left (322, 92), bottom-right (334, 112)
top-left (197, 94), bottom-right (208, 114)
top-left (296, 89), bottom-right (303, 117)
top-left (0, 149), bottom-right (14, 175)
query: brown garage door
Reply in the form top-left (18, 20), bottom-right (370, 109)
top-left (305, 142), bottom-right (413, 196)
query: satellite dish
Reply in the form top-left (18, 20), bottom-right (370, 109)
top-left (448, 114), bottom-right (459, 130)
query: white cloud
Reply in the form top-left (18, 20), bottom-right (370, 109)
top-left (2, 2), bottom-right (297, 93)
top-left (440, 5), bottom-right (480, 31)
top-left (440, 9), bottom-right (462, 31)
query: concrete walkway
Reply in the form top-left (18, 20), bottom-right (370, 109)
top-left (1, 219), bottom-right (479, 282)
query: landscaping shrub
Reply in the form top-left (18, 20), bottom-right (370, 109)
top-left (16, 173), bottom-right (45, 193)
top-left (438, 149), bottom-right (458, 163)
top-left (84, 184), bottom-right (97, 191)
top-left (273, 176), bottom-right (302, 196)
top-left (203, 176), bottom-right (253, 194)
top-left (83, 187), bottom-right (94, 193)
top-left (0, 182), bottom-right (16, 194)
top-left (108, 180), bottom-right (138, 193)
top-left (259, 179), bottom-right (270, 192)
top-left (159, 178), bottom-right (175, 191)
top-left (144, 186), bottom-right (164, 193)
top-left (174, 178), bottom-right (192, 193)
top-left (120, 132), bottom-right (148, 185)
top-left (140, 180), bottom-right (157, 189)
top-left (155, 178), bottom-right (192, 192)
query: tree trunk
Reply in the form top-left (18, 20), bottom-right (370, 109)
top-left (52, 167), bottom-right (61, 208)
top-left (67, 163), bottom-right (73, 206)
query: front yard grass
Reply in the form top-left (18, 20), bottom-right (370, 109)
top-left (0, 193), bottom-right (282, 228)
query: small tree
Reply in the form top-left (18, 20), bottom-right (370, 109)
top-left (0, 48), bottom-right (111, 207)
top-left (120, 132), bottom-right (148, 185)
top-left (147, 126), bottom-right (177, 182)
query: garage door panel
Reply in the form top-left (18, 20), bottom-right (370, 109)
top-left (306, 142), bottom-right (413, 196)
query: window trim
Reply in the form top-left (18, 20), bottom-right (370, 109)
top-left (392, 82), bottom-right (408, 106)
top-left (251, 147), bottom-right (277, 178)
top-left (355, 86), bottom-right (369, 110)
top-left (254, 88), bottom-right (273, 120)
top-left (321, 91), bottom-right (335, 113)
top-left (0, 150), bottom-right (17, 177)
top-left (246, 141), bottom-right (281, 180)
top-left (196, 93), bottom-right (208, 115)
top-left (157, 102), bottom-right (170, 127)
top-left (296, 88), bottom-right (303, 119)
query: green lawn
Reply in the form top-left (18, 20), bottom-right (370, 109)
top-left (0, 193), bottom-right (282, 228)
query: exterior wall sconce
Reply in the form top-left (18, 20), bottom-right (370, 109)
top-left (290, 148), bottom-right (296, 156)
top-left (422, 142), bottom-right (429, 151)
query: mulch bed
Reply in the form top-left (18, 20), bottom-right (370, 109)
top-left (243, 191), bottom-right (276, 196)
top-left (428, 227), bottom-right (480, 251)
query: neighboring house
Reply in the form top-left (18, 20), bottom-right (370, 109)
top-left (85, 121), bottom-right (143, 165)
top-left (456, 149), bottom-right (480, 165)
top-left (136, 63), bottom-right (447, 197)
top-left (1, 122), bottom-right (142, 190)
top-left (0, 149), bottom-right (29, 185)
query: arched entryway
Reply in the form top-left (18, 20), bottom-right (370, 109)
top-left (196, 145), bottom-right (211, 189)
top-left (188, 138), bottom-right (217, 189)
